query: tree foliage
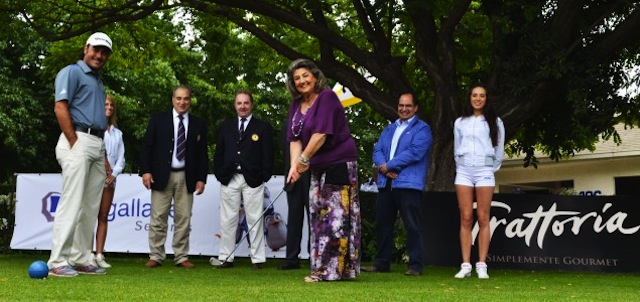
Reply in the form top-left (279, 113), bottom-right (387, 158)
top-left (0, 3), bottom-right (300, 185)
top-left (3, 0), bottom-right (640, 190)
top-left (0, 12), bottom-right (56, 183)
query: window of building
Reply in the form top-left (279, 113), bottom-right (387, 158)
top-left (615, 176), bottom-right (640, 196)
top-left (499, 180), bottom-right (574, 194)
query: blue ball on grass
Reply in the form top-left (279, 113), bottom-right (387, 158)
top-left (28, 260), bottom-right (49, 279)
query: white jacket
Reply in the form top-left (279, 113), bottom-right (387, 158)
top-left (104, 125), bottom-right (125, 177)
top-left (454, 115), bottom-right (504, 172)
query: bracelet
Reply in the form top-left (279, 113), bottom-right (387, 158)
top-left (298, 154), bottom-right (310, 166)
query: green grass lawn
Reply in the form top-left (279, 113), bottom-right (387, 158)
top-left (1, 251), bottom-right (639, 301)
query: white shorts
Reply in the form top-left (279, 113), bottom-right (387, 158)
top-left (454, 166), bottom-right (495, 187)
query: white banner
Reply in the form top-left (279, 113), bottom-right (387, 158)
top-left (11, 173), bottom-right (309, 259)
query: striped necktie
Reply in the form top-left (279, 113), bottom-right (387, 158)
top-left (176, 115), bottom-right (186, 161)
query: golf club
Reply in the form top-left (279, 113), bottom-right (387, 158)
top-left (210, 183), bottom-right (293, 266)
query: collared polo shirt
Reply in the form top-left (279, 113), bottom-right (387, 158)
top-left (54, 60), bottom-right (107, 130)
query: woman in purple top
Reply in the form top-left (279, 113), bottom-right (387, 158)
top-left (285, 58), bottom-right (361, 282)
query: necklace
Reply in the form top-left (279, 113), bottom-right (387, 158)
top-left (291, 95), bottom-right (317, 137)
top-left (291, 103), bottom-right (305, 137)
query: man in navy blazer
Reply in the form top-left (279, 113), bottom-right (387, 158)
top-left (213, 89), bottom-right (274, 269)
top-left (139, 85), bottom-right (209, 269)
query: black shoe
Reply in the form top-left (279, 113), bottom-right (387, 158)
top-left (277, 262), bottom-right (300, 270)
top-left (404, 269), bottom-right (422, 276)
top-left (217, 262), bottom-right (234, 269)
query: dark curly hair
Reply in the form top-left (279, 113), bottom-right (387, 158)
top-left (285, 58), bottom-right (329, 99)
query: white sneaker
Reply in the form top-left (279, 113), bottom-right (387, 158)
top-left (476, 262), bottom-right (489, 279)
top-left (89, 253), bottom-right (98, 267)
top-left (95, 254), bottom-right (112, 268)
top-left (454, 262), bottom-right (472, 278)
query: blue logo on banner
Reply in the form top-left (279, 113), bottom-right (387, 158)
top-left (41, 192), bottom-right (61, 222)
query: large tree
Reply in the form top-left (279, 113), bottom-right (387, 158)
top-left (8, 0), bottom-right (640, 190)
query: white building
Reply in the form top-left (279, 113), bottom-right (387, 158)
top-left (495, 124), bottom-right (640, 196)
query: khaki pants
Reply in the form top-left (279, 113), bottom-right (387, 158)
top-left (148, 171), bottom-right (193, 264)
top-left (48, 132), bottom-right (106, 269)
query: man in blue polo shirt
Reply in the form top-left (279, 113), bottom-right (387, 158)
top-left (48, 32), bottom-right (113, 277)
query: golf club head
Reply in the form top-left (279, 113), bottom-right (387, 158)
top-left (209, 257), bottom-right (222, 266)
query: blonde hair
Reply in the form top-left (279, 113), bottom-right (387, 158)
top-left (106, 94), bottom-right (118, 128)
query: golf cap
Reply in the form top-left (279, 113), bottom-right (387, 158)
top-left (86, 32), bottom-right (113, 51)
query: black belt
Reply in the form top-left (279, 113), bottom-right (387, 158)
top-left (74, 125), bottom-right (104, 139)
top-left (171, 167), bottom-right (185, 172)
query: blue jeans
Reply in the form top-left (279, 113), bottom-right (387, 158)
top-left (374, 186), bottom-right (424, 272)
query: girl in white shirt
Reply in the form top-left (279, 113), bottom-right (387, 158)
top-left (94, 95), bottom-right (125, 268)
top-left (453, 84), bottom-right (504, 279)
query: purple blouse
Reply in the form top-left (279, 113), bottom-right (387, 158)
top-left (287, 88), bottom-right (357, 169)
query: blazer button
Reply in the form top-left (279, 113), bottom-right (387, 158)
top-left (237, 151), bottom-right (241, 155)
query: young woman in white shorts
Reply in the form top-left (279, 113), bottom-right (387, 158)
top-left (453, 83), bottom-right (504, 279)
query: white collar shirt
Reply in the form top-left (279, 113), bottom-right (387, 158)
top-left (238, 115), bottom-right (252, 132)
top-left (390, 116), bottom-right (415, 160)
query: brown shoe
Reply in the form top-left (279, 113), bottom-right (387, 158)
top-left (144, 260), bottom-right (162, 268)
top-left (404, 269), bottom-right (421, 276)
top-left (252, 263), bottom-right (263, 270)
top-left (217, 261), bottom-right (234, 269)
top-left (176, 261), bottom-right (194, 269)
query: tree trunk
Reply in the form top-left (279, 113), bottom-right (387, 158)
top-left (425, 82), bottom-right (460, 192)
top-left (428, 139), bottom-right (456, 192)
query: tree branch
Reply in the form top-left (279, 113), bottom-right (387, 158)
top-left (439, 0), bottom-right (470, 78)
top-left (439, 0), bottom-right (471, 37)
top-left (186, 0), bottom-right (397, 119)
top-left (19, 0), bottom-right (173, 41)
top-left (308, 0), bottom-right (335, 62)
top-left (352, 0), bottom-right (391, 58)
top-left (587, 8), bottom-right (640, 60)
top-left (186, 0), bottom-right (411, 93)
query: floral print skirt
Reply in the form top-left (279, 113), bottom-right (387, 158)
top-left (308, 161), bottom-right (361, 281)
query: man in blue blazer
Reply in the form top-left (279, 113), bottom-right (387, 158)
top-left (214, 89), bottom-right (274, 269)
top-left (364, 92), bottom-right (432, 276)
top-left (139, 85), bottom-right (209, 269)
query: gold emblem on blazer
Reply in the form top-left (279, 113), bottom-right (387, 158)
top-left (197, 134), bottom-right (201, 142)
top-left (252, 134), bottom-right (259, 141)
